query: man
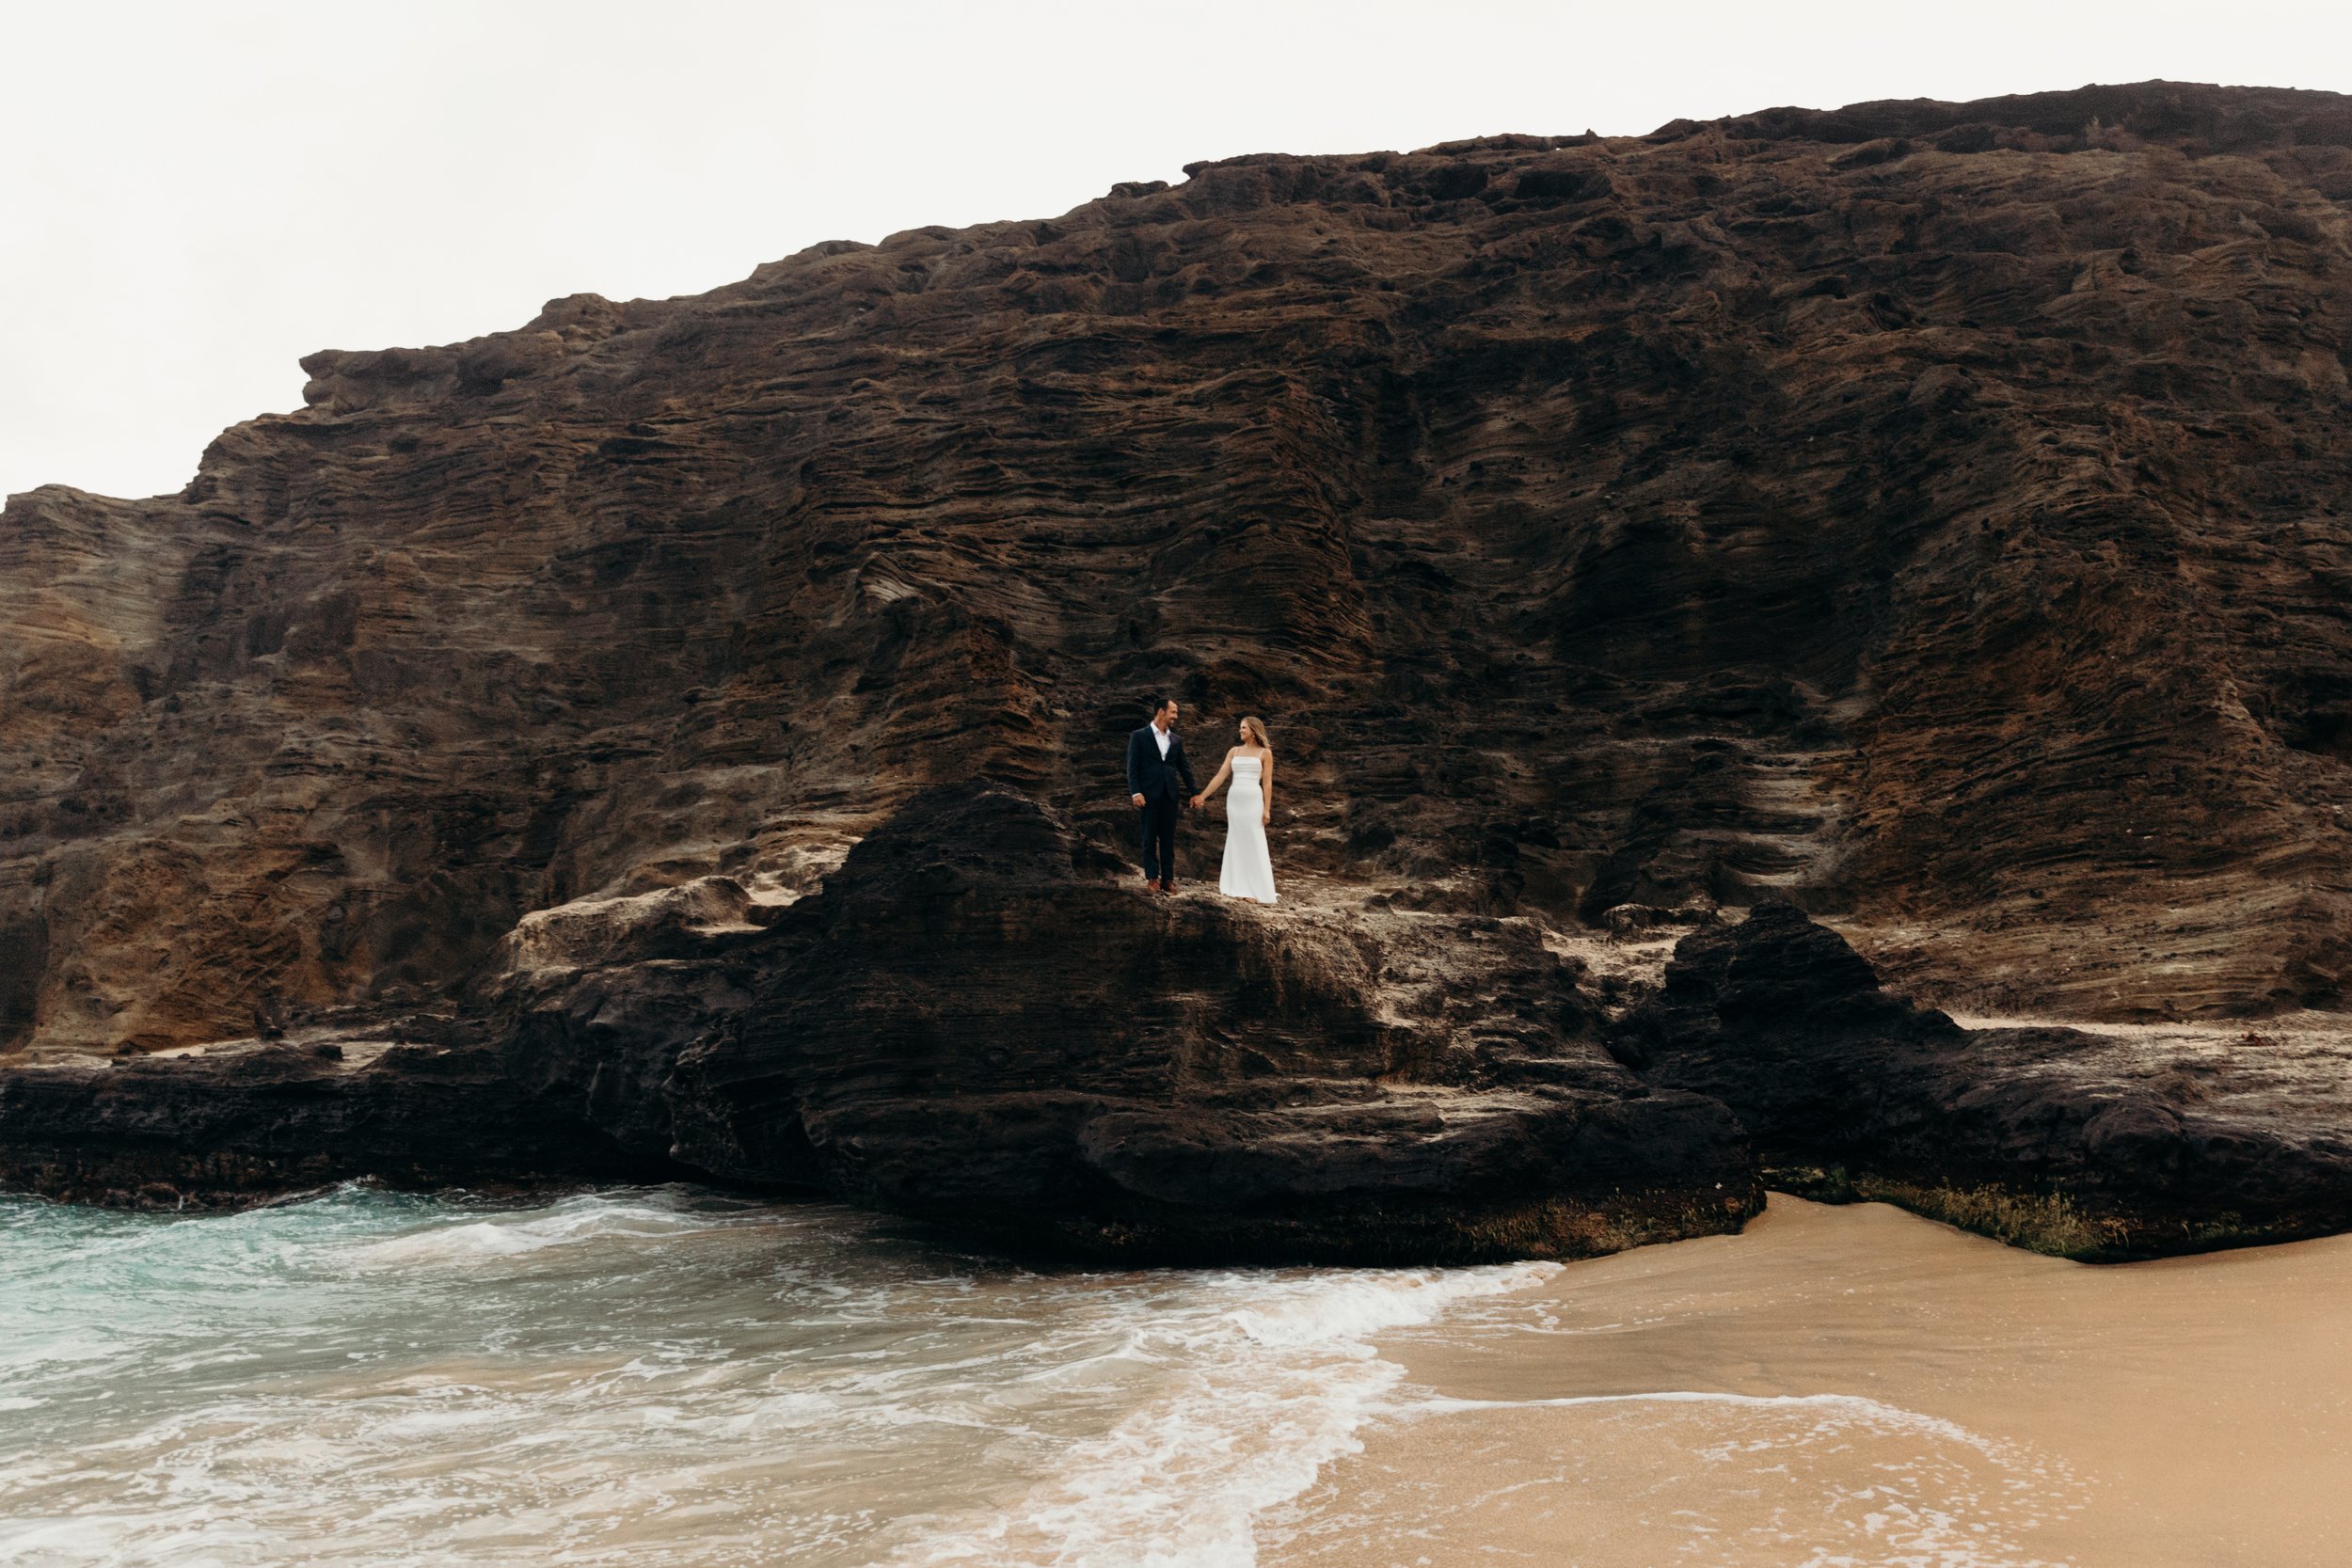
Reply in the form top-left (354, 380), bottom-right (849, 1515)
top-left (1125, 695), bottom-right (1198, 894)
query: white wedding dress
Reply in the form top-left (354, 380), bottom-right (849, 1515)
top-left (1219, 754), bottom-right (1279, 904)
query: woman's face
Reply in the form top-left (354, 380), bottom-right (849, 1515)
top-left (1236, 721), bottom-right (1249, 744)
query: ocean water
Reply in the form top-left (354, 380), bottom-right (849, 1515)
top-left (0, 1185), bottom-right (1547, 1567)
top-left (14, 1188), bottom-right (2342, 1568)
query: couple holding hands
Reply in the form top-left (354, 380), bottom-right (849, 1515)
top-left (1122, 696), bottom-right (1278, 904)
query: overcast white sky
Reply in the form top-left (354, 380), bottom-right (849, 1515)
top-left (6, 0), bottom-right (2351, 500)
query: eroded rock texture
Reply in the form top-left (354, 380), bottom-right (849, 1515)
top-left (1618, 903), bottom-right (2352, 1258)
top-left (655, 783), bottom-right (1755, 1261)
top-left (9, 784), bottom-right (1759, 1257)
top-left (12, 82), bottom-right (2352, 1053)
top-left (0, 1041), bottom-right (674, 1208)
top-left (6, 82), bottom-right (2352, 1257)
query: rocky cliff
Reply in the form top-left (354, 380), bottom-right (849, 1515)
top-left (7, 82), bottom-right (2352, 1258)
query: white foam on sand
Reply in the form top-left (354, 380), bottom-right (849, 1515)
top-left (3, 1187), bottom-right (1565, 1568)
top-left (893, 1261), bottom-right (1559, 1568)
top-left (1407, 1387), bottom-right (2010, 1455)
top-left (1319, 1388), bottom-right (2083, 1568)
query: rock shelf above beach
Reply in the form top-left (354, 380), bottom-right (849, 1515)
top-left (0, 1039), bottom-right (673, 1209)
top-left (8, 784), bottom-right (2348, 1263)
top-left (1618, 903), bottom-right (2352, 1256)
top-left (660, 784), bottom-right (1760, 1261)
top-left (4, 784), bottom-right (1764, 1259)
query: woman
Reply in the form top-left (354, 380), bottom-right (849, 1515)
top-left (1190, 717), bottom-right (1278, 904)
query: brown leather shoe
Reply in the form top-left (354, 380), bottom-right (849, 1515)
top-left (1145, 878), bottom-right (1162, 894)
top-left (1162, 879), bottom-right (1178, 895)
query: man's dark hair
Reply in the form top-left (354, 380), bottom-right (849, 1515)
top-left (1148, 695), bottom-right (1174, 716)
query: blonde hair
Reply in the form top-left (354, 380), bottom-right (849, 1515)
top-left (1239, 716), bottom-right (1271, 751)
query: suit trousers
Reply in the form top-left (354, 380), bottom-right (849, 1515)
top-left (1138, 798), bottom-right (1179, 882)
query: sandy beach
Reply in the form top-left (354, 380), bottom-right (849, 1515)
top-left (1265, 1196), bottom-right (2352, 1568)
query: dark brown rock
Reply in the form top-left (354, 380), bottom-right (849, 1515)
top-left (1619, 904), bottom-right (2352, 1257)
top-left (6, 782), bottom-right (1757, 1259)
top-left (657, 782), bottom-right (1756, 1261)
top-left (7, 81), bottom-right (2352, 1259)
top-left (12, 82), bottom-right (2352, 1056)
top-left (0, 1041), bottom-right (675, 1209)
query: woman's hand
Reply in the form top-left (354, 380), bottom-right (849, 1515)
top-left (1190, 795), bottom-right (1203, 810)
top-left (1261, 811), bottom-right (1270, 827)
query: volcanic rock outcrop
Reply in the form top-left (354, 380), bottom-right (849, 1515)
top-left (656, 783), bottom-right (1756, 1260)
top-left (0, 1039), bottom-right (676, 1208)
top-left (7, 81), bottom-right (2352, 1258)
top-left (8, 783), bottom-right (1762, 1259)
top-left (1617, 903), bottom-right (2352, 1257)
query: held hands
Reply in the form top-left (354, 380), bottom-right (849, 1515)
top-left (1189, 795), bottom-right (1203, 811)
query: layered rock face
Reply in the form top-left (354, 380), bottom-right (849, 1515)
top-left (6, 82), bottom-right (2352, 1258)
top-left (10, 83), bottom-right (2352, 1055)
top-left (13, 784), bottom-right (1761, 1257)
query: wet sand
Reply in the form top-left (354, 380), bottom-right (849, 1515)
top-left (1263, 1195), bottom-right (2352, 1568)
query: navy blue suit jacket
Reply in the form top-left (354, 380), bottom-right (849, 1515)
top-left (1126, 724), bottom-right (1198, 804)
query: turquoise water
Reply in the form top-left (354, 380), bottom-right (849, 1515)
top-left (0, 1185), bottom-right (1541, 1566)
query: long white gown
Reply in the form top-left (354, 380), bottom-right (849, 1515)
top-left (1219, 754), bottom-right (1279, 903)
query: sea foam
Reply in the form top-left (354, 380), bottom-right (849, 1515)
top-left (0, 1188), bottom-right (1542, 1568)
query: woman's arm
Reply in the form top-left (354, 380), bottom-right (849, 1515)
top-left (1260, 752), bottom-right (1273, 825)
top-left (1191, 749), bottom-right (1235, 810)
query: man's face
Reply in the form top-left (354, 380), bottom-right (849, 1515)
top-left (1158, 703), bottom-right (1177, 730)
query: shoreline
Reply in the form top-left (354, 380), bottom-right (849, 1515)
top-left (1263, 1194), bottom-right (2352, 1568)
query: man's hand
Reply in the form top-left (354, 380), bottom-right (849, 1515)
top-left (1131, 793), bottom-right (1146, 809)
top-left (1188, 795), bottom-right (1202, 811)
